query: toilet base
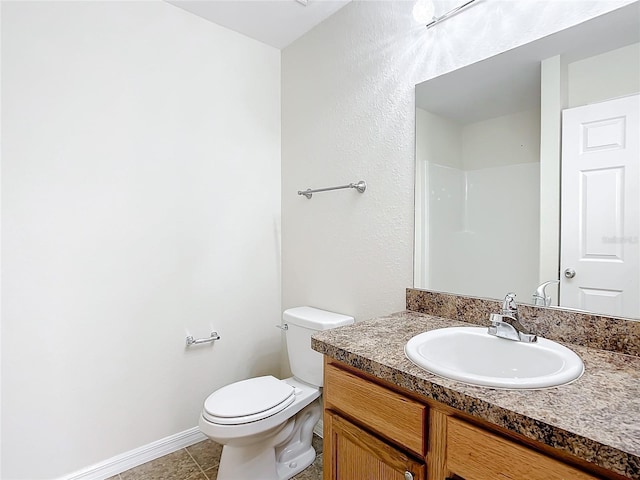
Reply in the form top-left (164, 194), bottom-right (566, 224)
top-left (276, 446), bottom-right (315, 479)
top-left (217, 439), bottom-right (283, 480)
top-left (215, 399), bottom-right (321, 480)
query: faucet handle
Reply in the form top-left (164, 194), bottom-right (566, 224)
top-left (502, 292), bottom-right (518, 314)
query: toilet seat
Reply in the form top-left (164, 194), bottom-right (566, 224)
top-left (203, 376), bottom-right (295, 425)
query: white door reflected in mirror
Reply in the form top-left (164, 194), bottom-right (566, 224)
top-left (560, 94), bottom-right (640, 318)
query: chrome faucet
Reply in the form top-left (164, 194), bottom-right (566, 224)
top-left (488, 293), bottom-right (537, 343)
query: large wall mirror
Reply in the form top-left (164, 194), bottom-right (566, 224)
top-left (414, 2), bottom-right (640, 319)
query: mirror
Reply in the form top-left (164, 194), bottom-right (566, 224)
top-left (414, 3), bottom-right (640, 319)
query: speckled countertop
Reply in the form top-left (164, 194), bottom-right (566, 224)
top-left (312, 311), bottom-right (640, 479)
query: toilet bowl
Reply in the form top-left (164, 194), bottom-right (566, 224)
top-left (199, 307), bottom-right (354, 480)
top-left (199, 376), bottom-right (321, 479)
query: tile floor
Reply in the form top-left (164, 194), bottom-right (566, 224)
top-left (107, 435), bottom-right (323, 480)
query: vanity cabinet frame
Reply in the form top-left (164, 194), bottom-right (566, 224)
top-left (323, 358), bottom-right (624, 480)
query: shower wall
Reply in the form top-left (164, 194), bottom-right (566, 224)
top-left (428, 162), bottom-right (540, 300)
top-left (417, 108), bottom-right (540, 301)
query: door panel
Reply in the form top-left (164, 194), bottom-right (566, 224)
top-left (561, 94), bottom-right (639, 317)
top-left (325, 412), bottom-right (425, 480)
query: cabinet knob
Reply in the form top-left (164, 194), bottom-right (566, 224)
top-left (404, 472), bottom-right (414, 480)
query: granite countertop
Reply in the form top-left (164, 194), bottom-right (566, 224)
top-left (312, 311), bottom-right (640, 479)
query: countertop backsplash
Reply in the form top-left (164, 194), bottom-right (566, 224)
top-left (406, 288), bottom-right (640, 357)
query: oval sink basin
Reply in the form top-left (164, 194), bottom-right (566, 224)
top-left (405, 327), bottom-right (584, 389)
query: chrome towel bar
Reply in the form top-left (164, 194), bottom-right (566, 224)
top-left (186, 331), bottom-right (221, 347)
top-left (298, 180), bottom-right (366, 199)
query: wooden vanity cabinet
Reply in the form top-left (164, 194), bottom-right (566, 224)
top-left (324, 360), bottom-right (427, 480)
top-left (323, 359), bottom-right (610, 480)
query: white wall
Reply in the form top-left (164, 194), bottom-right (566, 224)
top-left (461, 109), bottom-right (541, 170)
top-left (1, 2), bottom-right (281, 479)
top-left (281, 1), bottom-right (415, 324)
top-left (568, 42), bottom-right (640, 107)
top-left (281, 0), bottom-right (633, 327)
top-left (417, 109), bottom-right (462, 170)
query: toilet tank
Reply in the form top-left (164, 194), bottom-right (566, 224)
top-left (283, 306), bottom-right (354, 387)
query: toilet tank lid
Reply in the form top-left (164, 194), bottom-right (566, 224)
top-left (283, 306), bottom-right (354, 330)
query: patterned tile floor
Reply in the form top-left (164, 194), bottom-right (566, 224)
top-left (107, 435), bottom-right (323, 480)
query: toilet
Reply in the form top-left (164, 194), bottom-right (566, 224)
top-left (199, 306), bottom-right (354, 480)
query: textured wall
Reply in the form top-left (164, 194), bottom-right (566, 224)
top-left (281, 0), bottom-right (633, 326)
top-left (1, 2), bottom-right (280, 478)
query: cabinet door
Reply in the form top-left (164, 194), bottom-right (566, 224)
top-left (324, 412), bottom-right (425, 480)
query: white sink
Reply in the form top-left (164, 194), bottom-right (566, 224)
top-left (405, 327), bottom-right (584, 389)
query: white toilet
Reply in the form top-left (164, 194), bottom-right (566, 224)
top-left (199, 306), bottom-right (354, 480)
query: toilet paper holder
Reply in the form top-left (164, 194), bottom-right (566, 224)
top-left (186, 331), bottom-right (221, 347)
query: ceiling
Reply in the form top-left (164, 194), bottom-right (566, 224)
top-left (168, 0), bottom-right (352, 49)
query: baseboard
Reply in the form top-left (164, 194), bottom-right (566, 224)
top-left (59, 427), bottom-right (207, 480)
